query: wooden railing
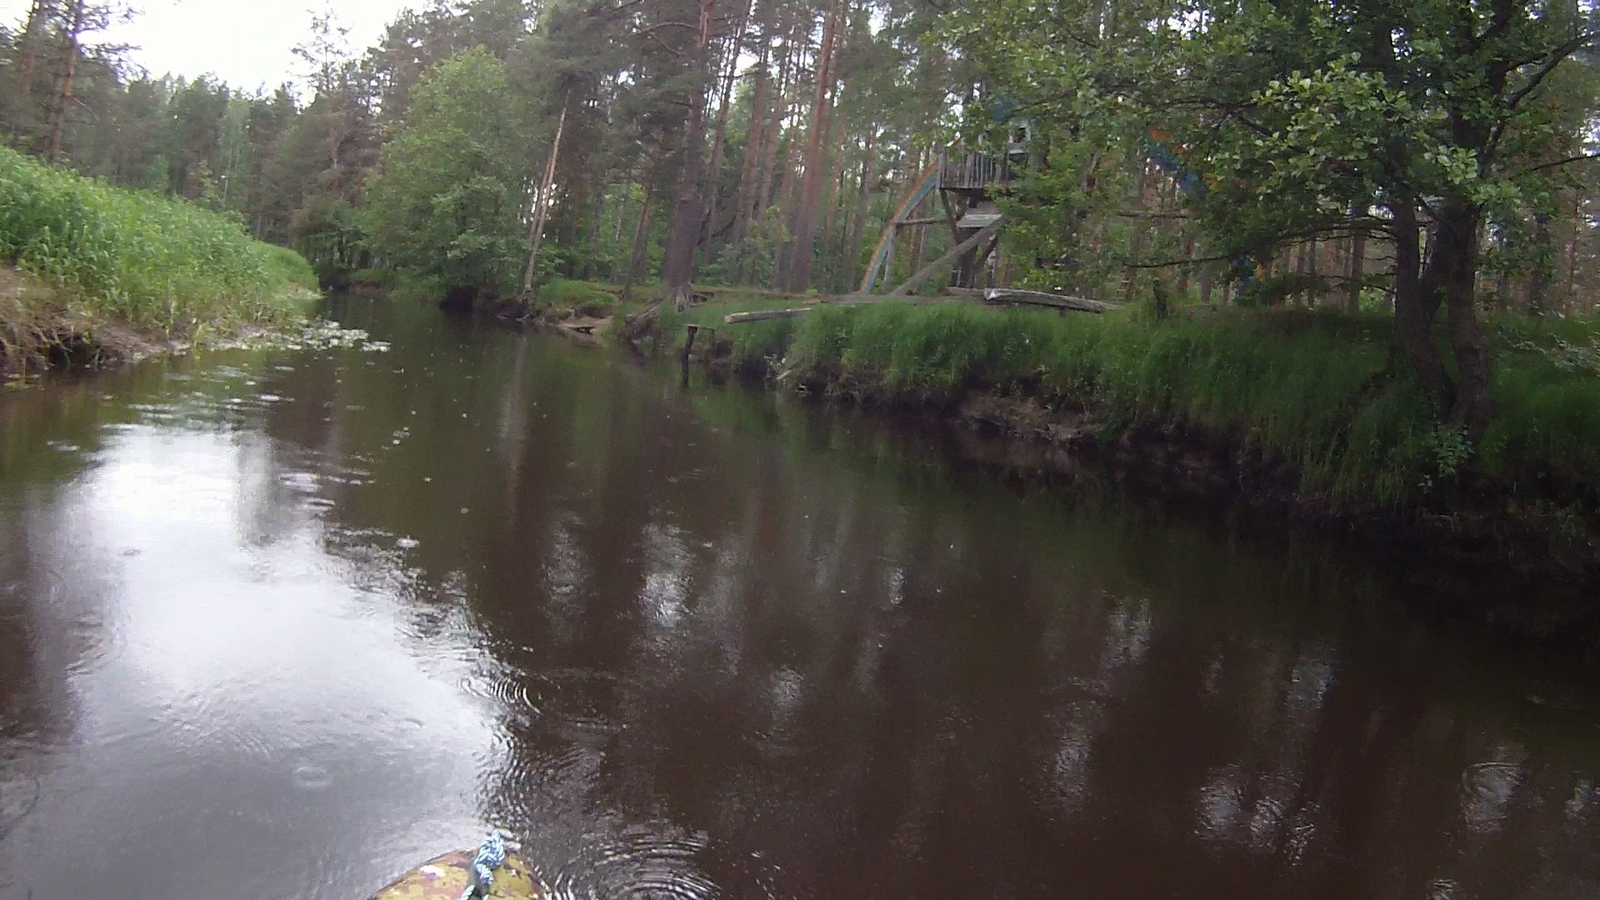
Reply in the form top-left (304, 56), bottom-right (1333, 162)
top-left (939, 150), bottom-right (1013, 190)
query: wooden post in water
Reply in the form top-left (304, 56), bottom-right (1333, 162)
top-left (683, 324), bottom-right (714, 382)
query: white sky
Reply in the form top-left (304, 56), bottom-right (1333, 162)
top-left (0, 0), bottom-right (415, 93)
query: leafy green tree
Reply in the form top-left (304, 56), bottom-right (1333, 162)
top-left (363, 46), bottom-right (527, 305)
top-left (951, 0), bottom-right (1600, 436)
top-left (164, 76), bottom-right (230, 198)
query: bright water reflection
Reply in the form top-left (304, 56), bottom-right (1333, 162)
top-left (1, 296), bottom-right (1598, 900)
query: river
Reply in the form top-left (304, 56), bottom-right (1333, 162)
top-left (1, 296), bottom-right (1597, 900)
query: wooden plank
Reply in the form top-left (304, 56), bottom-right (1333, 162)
top-left (889, 216), bottom-right (1008, 296)
top-left (824, 294), bottom-right (944, 306)
top-left (725, 308), bottom-right (816, 324)
top-left (971, 233), bottom-right (1002, 278)
top-left (725, 295), bottom-right (956, 323)
top-left (723, 289), bottom-right (1117, 325)
top-left (982, 288), bottom-right (1121, 314)
top-left (725, 284), bottom-right (1122, 325)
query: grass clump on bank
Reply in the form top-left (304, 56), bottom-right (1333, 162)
top-left (0, 147), bottom-right (315, 367)
top-left (658, 297), bottom-right (808, 371)
top-left (788, 304), bottom-right (1439, 504)
top-left (661, 299), bottom-right (1600, 511)
top-left (538, 278), bottom-right (619, 318)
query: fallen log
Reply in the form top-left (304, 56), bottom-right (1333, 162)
top-left (982, 288), bottom-right (1121, 314)
top-left (726, 295), bottom-right (963, 323)
top-left (826, 294), bottom-right (954, 307)
top-left (725, 308), bottom-right (816, 324)
top-left (725, 283), bottom-right (1118, 325)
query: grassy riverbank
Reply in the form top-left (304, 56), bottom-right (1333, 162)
top-left (651, 298), bottom-right (1600, 577)
top-left (0, 147), bottom-right (317, 372)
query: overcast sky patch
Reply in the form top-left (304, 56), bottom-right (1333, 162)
top-left (0, 0), bottom-right (412, 93)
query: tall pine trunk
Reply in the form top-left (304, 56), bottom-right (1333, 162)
top-left (755, 14), bottom-right (800, 286)
top-left (1529, 215), bottom-right (1553, 313)
top-left (1567, 193), bottom-right (1582, 312)
top-left (14, 0), bottom-right (56, 132)
top-left (699, 0), bottom-right (754, 263)
top-left (623, 162), bottom-right (659, 298)
top-left (743, 10), bottom-right (792, 283)
top-left (1346, 209), bottom-right (1366, 313)
top-left (659, 0), bottom-right (719, 311)
top-left (45, 0), bottom-right (85, 162)
top-left (844, 129), bottom-right (877, 291)
top-left (767, 96), bottom-right (801, 288)
top-left (585, 186), bottom-right (605, 282)
top-left (754, 28), bottom-right (792, 223)
top-left (784, 0), bottom-right (845, 292)
top-left (610, 176), bottom-right (633, 283)
top-left (728, 40), bottom-right (770, 255)
top-left (819, 125), bottom-right (848, 288)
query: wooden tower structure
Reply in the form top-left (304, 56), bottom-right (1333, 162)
top-left (860, 129), bottom-right (1032, 296)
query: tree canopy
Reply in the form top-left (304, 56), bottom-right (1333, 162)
top-left (364, 46), bottom-right (527, 303)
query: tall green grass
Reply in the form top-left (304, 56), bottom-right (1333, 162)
top-left (538, 278), bottom-right (619, 317)
top-left (660, 297), bottom-right (808, 370)
top-left (0, 147), bottom-right (315, 336)
top-left (666, 300), bottom-right (1600, 507)
top-left (1480, 318), bottom-right (1600, 487)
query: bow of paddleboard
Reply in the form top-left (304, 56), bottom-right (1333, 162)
top-left (372, 849), bottom-right (543, 900)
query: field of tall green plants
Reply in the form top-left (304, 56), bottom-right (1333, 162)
top-left (661, 300), bottom-right (1600, 509)
top-left (0, 147), bottom-right (315, 344)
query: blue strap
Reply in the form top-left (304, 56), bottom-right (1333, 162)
top-left (459, 832), bottom-right (508, 900)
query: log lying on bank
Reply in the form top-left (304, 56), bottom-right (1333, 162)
top-left (722, 287), bottom-right (1120, 325)
top-left (978, 288), bottom-right (1121, 314)
top-left (722, 296), bottom-right (945, 323)
top-left (725, 308), bottom-right (817, 324)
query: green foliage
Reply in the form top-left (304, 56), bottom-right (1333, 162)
top-left (539, 279), bottom-right (618, 317)
top-left (362, 47), bottom-right (527, 299)
top-left (947, 0), bottom-right (1600, 436)
top-left (1235, 273), bottom-right (1332, 309)
top-left (1478, 319), bottom-right (1600, 485)
top-left (1421, 425), bottom-right (1475, 488)
top-left (257, 243), bottom-right (321, 292)
top-left (688, 302), bottom-right (1600, 506)
top-left (0, 146), bottom-right (314, 334)
top-left (1510, 333), bottom-right (1600, 375)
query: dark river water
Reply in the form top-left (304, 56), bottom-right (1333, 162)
top-left (1, 297), bottom-right (1598, 900)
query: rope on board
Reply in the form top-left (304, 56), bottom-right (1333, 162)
top-left (459, 831), bottom-right (509, 900)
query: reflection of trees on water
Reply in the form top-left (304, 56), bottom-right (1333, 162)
top-left (234, 309), bottom-right (1600, 900)
top-left (0, 487), bottom-right (124, 888)
top-left (0, 508), bottom-right (73, 763)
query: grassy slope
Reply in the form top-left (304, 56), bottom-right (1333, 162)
top-left (658, 298), bottom-right (1600, 518)
top-left (0, 147), bottom-right (316, 368)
